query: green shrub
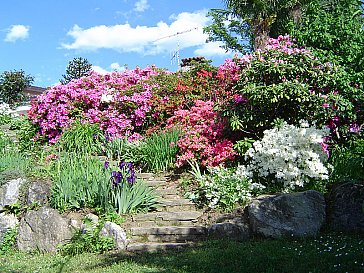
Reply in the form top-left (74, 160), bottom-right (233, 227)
top-left (187, 162), bottom-right (261, 211)
top-left (59, 218), bottom-right (114, 256)
top-left (330, 138), bottom-right (364, 183)
top-left (0, 227), bottom-right (17, 255)
top-left (10, 116), bottom-right (42, 154)
top-left (221, 36), bottom-right (363, 144)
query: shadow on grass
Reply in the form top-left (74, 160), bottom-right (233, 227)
top-left (80, 234), bottom-right (364, 273)
top-left (80, 239), bottom-right (309, 273)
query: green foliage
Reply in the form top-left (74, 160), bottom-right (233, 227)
top-left (140, 129), bottom-right (181, 172)
top-left (110, 180), bottom-right (158, 215)
top-left (187, 165), bottom-right (256, 211)
top-left (50, 154), bottom-right (110, 212)
top-left (0, 70), bottom-right (33, 106)
top-left (0, 227), bottom-right (17, 255)
top-left (59, 121), bottom-right (104, 155)
top-left (290, 0), bottom-right (364, 82)
top-left (10, 116), bottom-right (42, 153)
top-left (206, 0), bottom-right (306, 51)
top-left (59, 219), bottom-right (114, 256)
top-left (204, 8), bottom-right (253, 54)
top-left (103, 137), bottom-right (144, 163)
top-left (0, 132), bottom-right (30, 181)
top-left (329, 138), bottom-right (364, 183)
top-left (60, 57), bottom-right (92, 85)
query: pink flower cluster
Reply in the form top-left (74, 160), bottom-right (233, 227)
top-left (167, 100), bottom-right (236, 167)
top-left (28, 67), bottom-right (161, 143)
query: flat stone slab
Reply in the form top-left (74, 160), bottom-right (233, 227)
top-left (127, 242), bottom-right (190, 252)
top-left (131, 226), bottom-right (207, 236)
top-left (132, 211), bottom-right (203, 222)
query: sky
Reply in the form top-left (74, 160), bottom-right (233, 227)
top-left (0, 0), bottom-right (235, 88)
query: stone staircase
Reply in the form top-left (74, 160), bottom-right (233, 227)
top-left (123, 173), bottom-right (208, 252)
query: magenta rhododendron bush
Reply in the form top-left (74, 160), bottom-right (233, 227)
top-left (167, 100), bottom-right (235, 167)
top-left (28, 67), bottom-right (162, 143)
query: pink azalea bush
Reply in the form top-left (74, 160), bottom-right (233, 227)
top-left (167, 100), bottom-right (236, 167)
top-left (28, 67), bottom-right (162, 143)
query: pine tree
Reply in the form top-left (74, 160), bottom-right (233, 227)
top-left (60, 57), bottom-right (92, 85)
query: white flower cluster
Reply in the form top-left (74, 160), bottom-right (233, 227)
top-left (241, 121), bottom-right (330, 190)
top-left (0, 103), bottom-right (12, 115)
top-left (197, 166), bottom-right (264, 209)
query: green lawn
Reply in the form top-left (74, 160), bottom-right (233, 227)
top-left (1, 233), bottom-right (363, 273)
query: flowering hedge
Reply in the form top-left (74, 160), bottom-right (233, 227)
top-left (28, 67), bottom-right (162, 143)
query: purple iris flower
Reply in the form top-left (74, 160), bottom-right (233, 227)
top-left (111, 171), bottom-right (122, 188)
top-left (104, 161), bottom-right (109, 169)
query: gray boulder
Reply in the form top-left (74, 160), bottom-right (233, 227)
top-left (26, 180), bottom-right (51, 206)
top-left (248, 190), bottom-right (326, 238)
top-left (17, 207), bottom-right (74, 252)
top-left (327, 182), bottom-right (364, 232)
top-left (0, 213), bottom-right (18, 243)
top-left (99, 221), bottom-right (127, 250)
top-left (0, 178), bottom-right (26, 211)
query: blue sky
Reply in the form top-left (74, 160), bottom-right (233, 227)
top-left (0, 0), bottom-right (234, 88)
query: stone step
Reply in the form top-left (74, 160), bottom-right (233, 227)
top-left (126, 219), bottom-right (202, 228)
top-left (130, 233), bottom-right (207, 243)
top-left (130, 226), bottom-right (207, 236)
top-left (136, 173), bottom-right (168, 181)
top-left (156, 199), bottom-right (196, 212)
top-left (126, 242), bottom-right (191, 252)
top-left (143, 180), bottom-right (167, 188)
top-left (132, 211), bottom-right (203, 223)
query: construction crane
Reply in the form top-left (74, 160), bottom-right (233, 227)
top-left (154, 27), bottom-right (199, 70)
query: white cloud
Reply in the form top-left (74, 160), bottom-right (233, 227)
top-left (194, 42), bottom-right (231, 57)
top-left (61, 10), bottom-right (225, 58)
top-left (110, 62), bottom-right (126, 71)
top-left (4, 25), bottom-right (30, 42)
top-left (92, 65), bottom-right (109, 75)
top-left (92, 63), bottom-right (126, 75)
top-left (134, 0), bottom-right (150, 12)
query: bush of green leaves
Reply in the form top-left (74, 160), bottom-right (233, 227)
top-left (222, 36), bottom-right (363, 144)
top-left (59, 218), bottom-right (114, 256)
top-left (187, 162), bottom-right (260, 211)
top-left (329, 138), bottom-right (364, 183)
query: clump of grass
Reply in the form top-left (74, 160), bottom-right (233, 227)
top-left (140, 129), bottom-right (181, 172)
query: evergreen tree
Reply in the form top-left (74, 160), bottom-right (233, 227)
top-left (60, 57), bottom-right (92, 85)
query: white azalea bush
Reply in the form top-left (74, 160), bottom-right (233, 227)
top-left (241, 121), bottom-right (331, 191)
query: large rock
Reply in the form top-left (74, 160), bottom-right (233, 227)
top-left (0, 213), bottom-right (18, 243)
top-left (26, 180), bottom-right (51, 206)
top-left (248, 190), bottom-right (326, 238)
top-left (17, 207), bottom-right (74, 252)
top-left (0, 178), bottom-right (26, 211)
top-left (99, 221), bottom-right (127, 250)
top-left (327, 182), bottom-right (364, 232)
